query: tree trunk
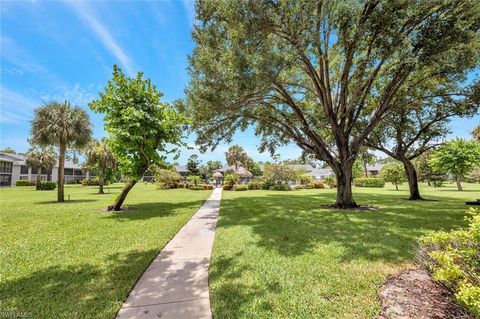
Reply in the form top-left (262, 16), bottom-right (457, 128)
top-left (98, 169), bottom-right (104, 194)
top-left (57, 144), bottom-right (66, 202)
top-left (427, 180), bottom-right (431, 186)
top-left (334, 162), bottom-right (358, 208)
top-left (363, 162), bottom-right (368, 177)
top-left (395, 183), bottom-right (399, 191)
top-left (108, 179), bottom-right (137, 211)
top-left (36, 167), bottom-right (41, 190)
top-left (455, 176), bottom-right (463, 191)
top-left (402, 160), bottom-right (424, 200)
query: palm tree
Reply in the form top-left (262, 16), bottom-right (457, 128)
top-left (225, 145), bottom-right (248, 171)
top-left (85, 139), bottom-right (117, 194)
top-left (31, 101), bottom-right (92, 202)
top-left (26, 147), bottom-right (57, 190)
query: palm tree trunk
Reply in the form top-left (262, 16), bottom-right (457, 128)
top-left (98, 168), bottom-right (104, 194)
top-left (36, 167), bottom-right (41, 190)
top-left (57, 144), bottom-right (66, 202)
top-left (108, 179), bottom-right (137, 211)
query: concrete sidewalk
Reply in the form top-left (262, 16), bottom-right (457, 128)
top-left (116, 188), bottom-right (222, 319)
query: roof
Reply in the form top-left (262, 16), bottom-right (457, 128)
top-left (0, 152), bottom-right (83, 169)
top-left (174, 165), bottom-right (189, 173)
top-left (288, 164), bottom-right (314, 172)
top-left (212, 171), bottom-right (223, 178)
top-left (218, 164), bottom-right (252, 177)
top-left (305, 168), bottom-right (335, 177)
top-left (366, 163), bottom-right (384, 171)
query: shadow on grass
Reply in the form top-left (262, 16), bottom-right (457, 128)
top-left (0, 249), bottom-right (157, 318)
top-left (217, 191), bottom-right (470, 263)
top-left (101, 199), bottom-right (207, 221)
top-left (34, 199), bottom-right (98, 204)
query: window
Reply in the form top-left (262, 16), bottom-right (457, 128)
top-left (64, 168), bottom-right (74, 175)
top-left (20, 166), bottom-right (28, 174)
top-left (31, 167), bottom-right (38, 174)
top-left (0, 174), bottom-right (11, 186)
top-left (0, 161), bottom-right (12, 173)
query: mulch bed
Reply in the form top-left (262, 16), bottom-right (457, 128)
top-left (378, 268), bottom-right (473, 319)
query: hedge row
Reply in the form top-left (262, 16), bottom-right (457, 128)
top-left (353, 178), bottom-right (385, 188)
top-left (16, 180), bottom-right (34, 186)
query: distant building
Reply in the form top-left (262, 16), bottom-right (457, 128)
top-left (218, 164), bottom-right (253, 183)
top-left (0, 152), bottom-right (92, 186)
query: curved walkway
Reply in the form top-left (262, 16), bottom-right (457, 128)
top-left (116, 188), bottom-right (222, 319)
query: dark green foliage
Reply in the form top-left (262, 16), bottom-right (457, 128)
top-left (223, 184), bottom-right (233, 191)
top-left (38, 181), bottom-right (57, 191)
top-left (15, 180), bottom-right (32, 186)
top-left (354, 178), bottom-right (386, 188)
top-left (270, 184), bottom-right (291, 191)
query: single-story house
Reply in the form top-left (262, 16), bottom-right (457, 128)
top-left (0, 152), bottom-right (92, 186)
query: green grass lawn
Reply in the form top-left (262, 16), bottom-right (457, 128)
top-left (0, 183), bottom-right (211, 319)
top-left (210, 182), bottom-right (480, 319)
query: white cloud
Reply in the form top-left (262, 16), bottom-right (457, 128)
top-left (0, 86), bottom-right (38, 122)
top-left (67, 1), bottom-right (136, 76)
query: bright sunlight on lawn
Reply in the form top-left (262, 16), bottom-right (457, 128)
top-left (0, 183), bottom-right (211, 319)
top-left (210, 183), bottom-right (480, 319)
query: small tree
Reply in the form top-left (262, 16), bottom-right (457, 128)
top-left (414, 150), bottom-right (447, 187)
top-left (352, 160), bottom-right (364, 180)
top-left (26, 147), bottom-right (56, 190)
top-left (380, 163), bottom-right (407, 191)
top-left (263, 163), bottom-right (296, 185)
top-left (155, 169), bottom-right (182, 189)
top-left (89, 65), bottom-right (187, 210)
top-left (31, 101), bottom-right (92, 202)
top-left (187, 175), bottom-right (202, 186)
top-left (84, 139), bottom-right (117, 194)
top-left (186, 154), bottom-right (201, 176)
top-left (430, 139), bottom-right (480, 191)
top-left (224, 173), bottom-right (240, 186)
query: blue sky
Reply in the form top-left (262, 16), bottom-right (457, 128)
top-left (0, 1), bottom-right (478, 164)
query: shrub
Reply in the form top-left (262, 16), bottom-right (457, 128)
top-left (260, 181), bottom-right (271, 190)
top-left (155, 169), bottom-right (182, 189)
top-left (305, 183), bottom-right (315, 189)
top-left (295, 184), bottom-right (306, 190)
top-left (270, 184), bottom-right (291, 191)
top-left (189, 185), bottom-right (204, 190)
top-left (223, 184), bottom-right (233, 190)
top-left (81, 178), bottom-right (100, 186)
top-left (313, 181), bottom-right (325, 189)
top-left (353, 178), bottom-right (385, 188)
top-left (324, 176), bottom-right (337, 188)
top-left (234, 185), bottom-right (248, 191)
top-left (224, 173), bottom-right (240, 186)
top-left (16, 180), bottom-right (31, 186)
top-left (201, 184), bottom-right (214, 190)
top-left (247, 181), bottom-right (261, 190)
top-left (418, 208), bottom-right (480, 316)
top-left (38, 181), bottom-right (56, 190)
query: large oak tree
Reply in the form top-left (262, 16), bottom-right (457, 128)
top-left (186, 0), bottom-right (480, 207)
top-left (367, 79), bottom-right (479, 200)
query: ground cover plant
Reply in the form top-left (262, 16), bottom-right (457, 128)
top-left (0, 183), bottom-right (211, 319)
top-left (209, 182), bottom-right (480, 318)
